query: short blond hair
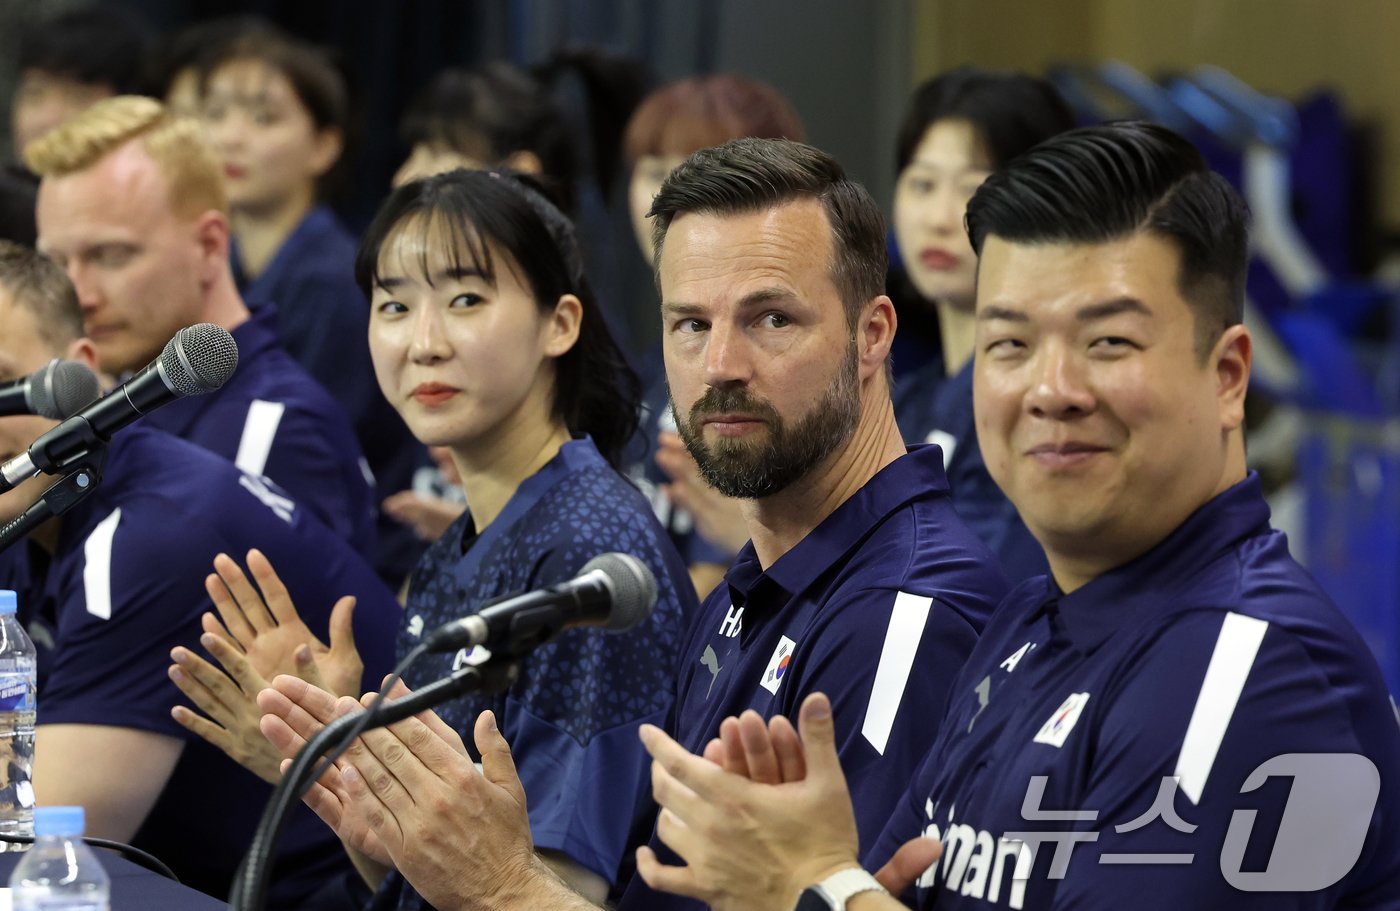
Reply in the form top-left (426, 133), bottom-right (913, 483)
top-left (24, 95), bottom-right (227, 219)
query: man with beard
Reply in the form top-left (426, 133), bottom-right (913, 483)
top-left (258, 137), bottom-right (1009, 911)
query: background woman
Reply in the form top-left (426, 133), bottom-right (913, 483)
top-left (891, 67), bottom-right (1074, 581)
top-left (200, 23), bottom-right (425, 586)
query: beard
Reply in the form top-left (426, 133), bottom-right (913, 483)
top-left (672, 341), bottom-right (861, 499)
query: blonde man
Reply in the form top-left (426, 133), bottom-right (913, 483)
top-left (28, 96), bottom-right (375, 555)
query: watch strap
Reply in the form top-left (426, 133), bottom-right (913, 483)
top-left (800, 867), bottom-right (887, 909)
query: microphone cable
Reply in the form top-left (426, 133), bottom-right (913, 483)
top-left (0, 831), bottom-right (180, 883)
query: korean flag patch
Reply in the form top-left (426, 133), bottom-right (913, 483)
top-left (760, 635), bottom-right (797, 695)
top-left (1033, 692), bottom-right (1091, 747)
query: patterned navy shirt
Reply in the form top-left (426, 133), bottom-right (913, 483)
top-left (870, 474), bottom-right (1400, 909)
top-left (371, 437), bottom-right (698, 911)
top-left (142, 304), bottom-right (377, 559)
top-left (3, 426), bottom-right (402, 909)
top-left (617, 444), bottom-right (1010, 911)
top-left (894, 359), bottom-right (1045, 582)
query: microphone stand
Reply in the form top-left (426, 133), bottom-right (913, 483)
top-left (0, 444), bottom-right (107, 556)
top-left (231, 659), bottom-right (520, 911)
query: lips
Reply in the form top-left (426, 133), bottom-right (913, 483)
top-left (224, 164), bottom-right (247, 180)
top-left (700, 414), bottom-right (766, 437)
top-left (920, 248), bottom-right (960, 270)
top-left (412, 383), bottom-right (460, 406)
top-left (1025, 441), bottom-right (1109, 469)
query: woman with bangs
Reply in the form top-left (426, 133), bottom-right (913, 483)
top-left (170, 169), bottom-right (696, 908)
top-left (198, 22), bottom-right (425, 586)
top-left (891, 67), bottom-right (1074, 581)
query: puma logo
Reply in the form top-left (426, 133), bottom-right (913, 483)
top-left (701, 645), bottom-right (723, 699)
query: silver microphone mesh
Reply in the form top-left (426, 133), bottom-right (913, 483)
top-left (28, 360), bottom-right (100, 419)
top-left (581, 553), bottom-right (658, 632)
top-left (161, 323), bottom-right (239, 395)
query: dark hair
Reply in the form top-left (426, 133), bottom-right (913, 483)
top-left (624, 74), bottom-right (806, 165)
top-left (966, 121), bottom-right (1249, 357)
top-left (401, 54), bottom-right (648, 211)
top-left (355, 170), bottom-right (640, 467)
top-left (18, 4), bottom-right (150, 92)
top-left (0, 167), bottom-right (37, 247)
top-left (0, 240), bottom-right (82, 346)
top-left (895, 67), bottom-right (1073, 173)
top-left (144, 16), bottom-right (275, 101)
top-left (648, 138), bottom-right (886, 327)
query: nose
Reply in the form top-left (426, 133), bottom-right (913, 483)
top-left (408, 304), bottom-right (451, 364)
top-left (1025, 343), bottom-right (1096, 420)
top-left (919, 183), bottom-right (966, 238)
top-left (64, 261), bottom-right (101, 316)
top-left (701, 320), bottom-right (756, 390)
top-left (204, 108), bottom-right (245, 153)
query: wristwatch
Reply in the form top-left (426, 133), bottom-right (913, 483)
top-left (794, 867), bottom-right (888, 910)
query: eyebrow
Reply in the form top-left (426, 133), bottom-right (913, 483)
top-left (375, 266), bottom-right (486, 292)
top-left (978, 297), bottom-right (1153, 323)
top-left (661, 286), bottom-right (799, 319)
top-left (1076, 297), bottom-right (1152, 321)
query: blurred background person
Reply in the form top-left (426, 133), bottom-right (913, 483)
top-left (890, 67), bottom-right (1074, 581)
top-left (198, 21), bottom-right (426, 586)
top-left (622, 73), bottom-right (807, 597)
top-left (26, 95), bottom-right (377, 559)
top-left (9, 4), bottom-right (151, 164)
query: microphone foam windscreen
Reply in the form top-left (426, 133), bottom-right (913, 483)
top-left (29, 360), bottom-right (100, 420)
top-left (164, 323), bottom-right (239, 395)
top-left (583, 552), bottom-right (658, 632)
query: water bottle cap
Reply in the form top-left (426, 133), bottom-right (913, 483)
top-left (0, 591), bottom-right (14, 616)
top-left (33, 806), bottom-right (84, 837)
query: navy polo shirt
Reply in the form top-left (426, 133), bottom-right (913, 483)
top-left (14, 426), bottom-right (402, 909)
top-left (617, 443), bottom-right (1009, 910)
top-left (143, 305), bottom-right (377, 559)
top-left (894, 360), bottom-right (1045, 582)
top-left (369, 437), bottom-right (699, 911)
top-left (233, 205), bottom-right (428, 584)
top-left (870, 473), bottom-right (1400, 910)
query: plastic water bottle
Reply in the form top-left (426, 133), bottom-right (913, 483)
top-left (9, 806), bottom-right (110, 910)
top-left (0, 590), bottom-right (35, 851)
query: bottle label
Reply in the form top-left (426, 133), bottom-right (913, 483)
top-left (0, 673), bottom-right (34, 713)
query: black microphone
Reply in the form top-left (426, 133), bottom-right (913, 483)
top-left (422, 552), bottom-right (658, 656)
top-left (0, 324), bottom-right (239, 493)
top-left (0, 360), bottom-right (100, 420)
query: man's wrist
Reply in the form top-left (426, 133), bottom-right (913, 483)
top-left (476, 853), bottom-right (601, 911)
top-left (789, 858), bottom-right (865, 908)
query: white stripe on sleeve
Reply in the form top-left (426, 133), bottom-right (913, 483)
top-left (862, 591), bottom-right (934, 755)
top-left (234, 399), bottom-right (286, 477)
top-left (82, 507), bottom-right (122, 620)
top-left (1174, 612), bottom-right (1269, 804)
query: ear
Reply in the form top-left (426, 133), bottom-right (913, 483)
top-left (308, 127), bottom-right (344, 179)
top-left (63, 336), bottom-right (107, 385)
top-left (191, 210), bottom-right (230, 285)
top-left (1212, 324), bottom-right (1252, 432)
top-left (857, 294), bottom-right (897, 382)
top-left (503, 149), bottom-right (544, 176)
top-left (541, 293), bottom-right (583, 358)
